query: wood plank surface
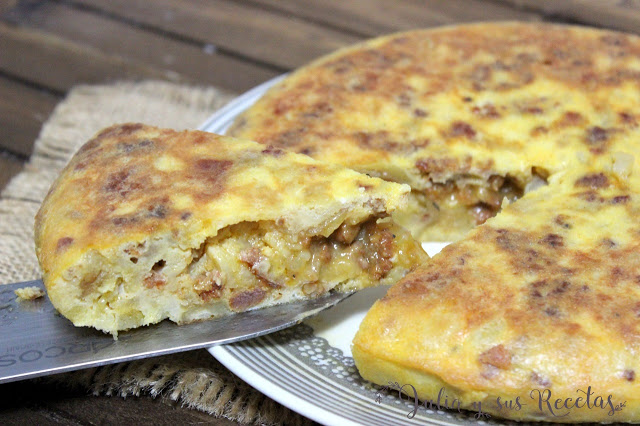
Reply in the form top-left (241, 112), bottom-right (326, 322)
top-left (494, 0), bottom-right (640, 34)
top-left (0, 76), bottom-right (58, 157)
top-left (0, 21), bottom-right (176, 92)
top-left (71, 0), bottom-right (362, 69)
top-left (0, 153), bottom-right (24, 190)
top-left (246, 0), bottom-right (541, 36)
top-left (1, 1), bottom-right (279, 92)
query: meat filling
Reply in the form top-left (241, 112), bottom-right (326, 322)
top-left (423, 168), bottom-right (548, 225)
top-left (186, 217), bottom-right (424, 312)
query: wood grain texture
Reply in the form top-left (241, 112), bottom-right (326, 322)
top-left (0, 76), bottom-right (58, 157)
top-left (1, 1), bottom-right (278, 91)
top-left (0, 153), bottom-right (24, 190)
top-left (71, 0), bottom-right (362, 69)
top-left (245, 0), bottom-right (541, 36)
top-left (0, 21), bottom-right (176, 92)
top-left (494, 0), bottom-right (640, 33)
top-left (0, 0), bottom-right (18, 14)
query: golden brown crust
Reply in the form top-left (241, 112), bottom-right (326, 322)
top-left (229, 22), bottom-right (640, 241)
top-left (231, 22), bottom-right (640, 160)
top-left (35, 124), bottom-right (425, 334)
top-left (354, 162), bottom-right (640, 422)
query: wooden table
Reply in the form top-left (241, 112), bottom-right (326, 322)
top-left (1, 0), bottom-right (639, 424)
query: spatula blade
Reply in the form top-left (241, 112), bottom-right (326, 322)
top-left (0, 280), bottom-right (352, 384)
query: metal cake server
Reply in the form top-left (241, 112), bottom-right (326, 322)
top-left (0, 280), bottom-right (352, 384)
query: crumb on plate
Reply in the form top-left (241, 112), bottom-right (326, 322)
top-left (14, 286), bottom-right (45, 300)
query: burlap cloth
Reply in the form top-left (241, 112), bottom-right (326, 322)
top-left (0, 81), bottom-right (311, 426)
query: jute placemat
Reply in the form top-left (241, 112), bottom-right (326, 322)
top-left (0, 81), bottom-right (310, 426)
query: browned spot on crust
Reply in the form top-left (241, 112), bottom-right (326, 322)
top-left (554, 214), bottom-right (571, 229)
top-left (416, 157), bottom-right (468, 175)
top-left (494, 228), bottom-right (524, 251)
top-left (190, 132), bottom-right (209, 145)
top-left (196, 158), bottom-right (231, 173)
top-left (386, 269), bottom-right (433, 298)
top-left (470, 64), bottom-right (492, 82)
top-left (585, 126), bottom-right (611, 154)
top-left (273, 94), bottom-right (297, 115)
top-left (471, 103), bottom-right (500, 118)
top-left (540, 233), bottom-right (564, 248)
top-left (531, 371), bottom-right (551, 387)
top-left (354, 131), bottom-right (380, 148)
top-left (449, 121), bottom-right (476, 139)
top-left (73, 160), bottom-right (89, 171)
top-left (547, 278), bottom-right (568, 293)
top-left (111, 215), bottom-right (138, 227)
top-left (601, 34), bottom-right (629, 46)
top-left (574, 172), bottom-right (609, 189)
top-left (229, 288), bottom-right (266, 311)
top-left (623, 369), bottom-right (636, 382)
top-left (103, 168), bottom-right (142, 197)
top-left (353, 131), bottom-right (419, 153)
top-left (75, 137), bottom-right (102, 156)
top-left (56, 237), bottom-right (74, 252)
top-left (557, 111), bottom-right (585, 127)
top-left (117, 138), bottom-right (154, 154)
top-left (302, 101), bottom-right (333, 119)
top-left (478, 344), bottom-right (511, 369)
top-left (529, 279), bottom-right (570, 299)
top-left (544, 306), bottom-right (560, 317)
top-left (530, 125), bottom-right (548, 137)
top-left (612, 195), bottom-right (631, 204)
top-left (96, 123), bottom-right (144, 140)
top-left (494, 229), bottom-right (559, 272)
top-left (575, 190), bottom-right (605, 203)
top-left (522, 106), bottom-right (543, 115)
top-left (619, 112), bottom-right (638, 127)
top-left (262, 146), bottom-right (285, 157)
top-left (270, 128), bottom-right (305, 149)
top-left (147, 203), bottom-right (168, 219)
top-left (190, 159), bottom-right (233, 201)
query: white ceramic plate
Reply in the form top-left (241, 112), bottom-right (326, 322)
top-left (202, 77), bottom-right (493, 426)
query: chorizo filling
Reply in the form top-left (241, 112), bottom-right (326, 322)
top-left (395, 167), bottom-right (548, 242)
top-left (425, 174), bottom-right (525, 225)
top-left (66, 214), bottom-right (425, 333)
top-left (184, 217), bottom-right (426, 312)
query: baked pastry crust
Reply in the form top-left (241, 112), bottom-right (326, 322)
top-left (228, 22), bottom-right (640, 241)
top-left (34, 124), bottom-right (426, 334)
top-left (354, 160), bottom-right (640, 422)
